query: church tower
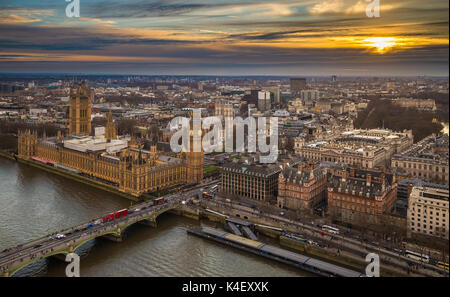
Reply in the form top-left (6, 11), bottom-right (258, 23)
top-left (69, 81), bottom-right (93, 136)
top-left (105, 109), bottom-right (117, 141)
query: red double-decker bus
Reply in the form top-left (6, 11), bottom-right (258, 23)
top-left (115, 209), bottom-right (128, 218)
top-left (102, 212), bottom-right (115, 222)
top-left (102, 209), bottom-right (129, 222)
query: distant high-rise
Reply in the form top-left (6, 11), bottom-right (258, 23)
top-left (243, 89), bottom-right (260, 106)
top-left (300, 90), bottom-right (319, 101)
top-left (290, 78), bottom-right (306, 93)
top-left (258, 91), bottom-right (271, 111)
top-left (331, 75), bottom-right (337, 82)
top-left (263, 86), bottom-right (280, 104)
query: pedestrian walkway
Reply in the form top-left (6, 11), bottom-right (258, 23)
top-left (227, 222), bottom-right (242, 236)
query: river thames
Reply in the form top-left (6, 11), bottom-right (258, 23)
top-left (0, 158), bottom-right (308, 277)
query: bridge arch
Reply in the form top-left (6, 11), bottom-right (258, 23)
top-left (5, 204), bottom-right (180, 277)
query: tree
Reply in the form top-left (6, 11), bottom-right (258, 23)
top-left (354, 99), bottom-right (443, 142)
top-left (116, 119), bottom-right (138, 135)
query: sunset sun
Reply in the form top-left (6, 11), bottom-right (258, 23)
top-left (362, 37), bottom-right (398, 53)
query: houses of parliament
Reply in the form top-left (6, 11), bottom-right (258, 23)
top-left (18, 82), bottom-right (204, 197)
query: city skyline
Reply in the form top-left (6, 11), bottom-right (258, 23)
top-left (0, 0), bottom-right (448, 76)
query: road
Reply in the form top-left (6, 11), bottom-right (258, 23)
top-left (201, 194), bottom-right (448, 277)
top-left (2, 178), bottom-right (447, 277)
top-left (0, 179), bottom-right (218, 275)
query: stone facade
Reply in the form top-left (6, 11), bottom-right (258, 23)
top-left (407, 186), bottom-right (449, 240)
top-left (69, 82), bottom-right (92, 136)
top-left (391, 134), bottom-right (449, 185)
top-left (17, 83), bottom-right (204, 197)
top-left (277, 163), bottom-right (327, 211)
top-left (327, 167), bottom-right (398, 225)
top-left (297, 129), bottom-right (413, 169)
top-left (221, 160), bottom-right (281, 202)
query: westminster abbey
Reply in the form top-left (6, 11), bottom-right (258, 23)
top-left (18, 82), bottom-right (203, 197)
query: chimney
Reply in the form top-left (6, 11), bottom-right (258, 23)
top-left (366, 173), bottom-right (372, 186)
top-left (380, 173), bottom-right (386, 192)
top-left (350, 168), bottom-right (355, 177)
top-left (407, 183), bottom-right (414, 198)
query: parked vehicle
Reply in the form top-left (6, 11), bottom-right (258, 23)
top-left (436, 261), bottom-right (449, 271)
top-left (405, 250), bottom-right (429, 263)
top-left (322, 225), bottom-right (339, 235)
top-left (152, 197), bottom-right (165, 206)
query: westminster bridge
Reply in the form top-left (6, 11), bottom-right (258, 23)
top-left (0, 180), bottom-right (218, 277)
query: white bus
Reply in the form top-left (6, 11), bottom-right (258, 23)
top-left (405, 250), bottom-right (429, 263)
top-left (322, 225), bottom-right (340, 234)
top-left (210, 185), bottom-right (219, 192)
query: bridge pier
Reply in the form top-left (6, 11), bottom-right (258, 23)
top-left (2, 267), bottom-right (8, 277)
top-left (139, 218), bottom-right (157, 228)
top-left (51, 254), bottom-right (68, 262)
top-left (101, 233), bottom-right (123, 242)
top-left (101, 226), bottom-right (123, 242)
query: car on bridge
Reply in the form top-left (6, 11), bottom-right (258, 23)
top-left (56, 234), bottom-right (66, 239)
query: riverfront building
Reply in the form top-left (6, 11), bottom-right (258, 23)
top-left (407, 186), bottom-right (449, 240)
top-left (220, 155), bottom-right (302, 203)
top-left (277, 163), bottom-right (327, 211)
top-left (327, 167), bottom-right (397, 225)
top-left (220, 160), bottom-right (281, 202)
top-left (17, 83), bottom-right (203, 197)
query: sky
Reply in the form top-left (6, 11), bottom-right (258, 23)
top-left (0, 0), bottom-right (448, 76)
